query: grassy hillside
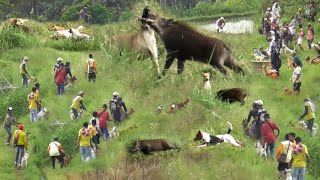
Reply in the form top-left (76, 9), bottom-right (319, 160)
top-left (1, 5), bottom-right (320, 180)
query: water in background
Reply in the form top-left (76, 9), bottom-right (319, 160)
top-left (201, 20), bottom-right (254, 34)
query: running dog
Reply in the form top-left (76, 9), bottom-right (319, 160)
top-left (63, 154), bottom-right (72, 167)
top-left (194, 122), bottom-right (243, 148)
top-left (109, 126), bottom-right (119, 139)
top-left (298, 121), bottom-right (318, 136)
top-left (284, 86), bottom-right (297, 95)
top-left (168, 98), bottom-right (190, 113)
top-left (65, 76), bottom-right (77, 89)
top-left (21, 151), bottom-right (29, 168)
top-left (202, 72), bottom-right (211, 93)
top-left (254, 141), bottom-right (267, 158)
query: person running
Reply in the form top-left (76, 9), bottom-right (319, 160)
top-left (4, 107), bottom-right (19, 145)
top-left (86, 54), bottom-right (97, 82)
top-left (260, 113), bottom-right (280, 159)
top-left (98, 104), bottom-right (110, 140)
top-left (215, 17), bottom-right (225, 33)
top-left (298, 96), bottom-right (316, 135)
top-left (110, 92), bottom-right (121, 125)
top-left (28, 87), bottom-right (40, 122)
top-left (307, 23), bottom-right (314, 49)
top-left (297, 28), bottom-right (305, 51)
top-left (89, 119), bottom-right (100, 150)
top-left (48, 137), bottom-right (65, 169)
top-left (19, 56), bottom-right (29, 87)
top-left (276, 133), bottom-right (295, 178)
top-left (117, 97), bottom-right (127, 121)
top-left (71, 91), bottom-right (87, 120)
top-left (291, 137), bottom-right (310, 180)
top-left (54, 57), bottom-right (63, 72)
top-left (292, 60), bottom-right (302, 95)
top-left (55, 63), bottom-right (66, 95)
top-left (13, 124), bottom-right (28, 169)
top-left (77, 122), bottom-right (93, 162)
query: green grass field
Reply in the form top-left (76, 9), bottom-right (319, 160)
top-left (1, 4), bottom-right (320, 180)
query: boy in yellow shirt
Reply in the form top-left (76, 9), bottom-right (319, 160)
top-left (290, 137), bottom-right (310, 180)
top-left (28, 87), bottom-right (39, 122)
top-left (77, 122), bottom-right (93, 162)
top-left (13, 124), bottom-right (28, 169)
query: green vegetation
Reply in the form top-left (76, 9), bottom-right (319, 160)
top-left (1, 1), bottom-right (320, 179)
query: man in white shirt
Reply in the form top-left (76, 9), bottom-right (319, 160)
top-left (48, 137), bottom-right (65, 169)
top-left (292, 61), bottom-right (302, 95)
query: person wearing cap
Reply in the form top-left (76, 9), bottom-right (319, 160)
top-left (34, 83), bottom-right (42, 113)
top-left (295, 8), bottom-right (303, 28)
top-left (4, 107), bottom-right (19, 145)
top-left (19, 56), bottom-right (29, 87)
top-left (291, 137), bottom-right (310, 180)
top-left (215, 17), bottom-right (225, 33)
top-left (86, 54), bottom-right (97, 82)
top-left (77, 122), bottom-right (93, 162)
top-left (292, 58), bottom-right (302, 95)
top-left (276, 133), bottom-right (295, 177)
top-left (298, 97), bottom-right (316, 135)
top-left (297, 28), bottom-right (305, 51)
top-left (54, 57), bottom-right (63, 72)
top-left (260, 113), bottom-right (280, 159)
top-left (110, 92), bottom-right (121, 125)
top-left (28, 87), bottom-right (40, 122)
top-left (48, 137), bottom-right (65, 169)
top-left (98, 104), bottom-right (110, 140)
top-left (54, 62), bottom-right (66, 95)
top-left (307, 23), bottom-right (314, 49)
top-left (12, 124), bottom-right (28, 169)
top-left (71, 91), bottom-right (87, 119)
top-left (252, 100), bottom-right (267, 140)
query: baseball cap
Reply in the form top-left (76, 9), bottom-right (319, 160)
top-left (113, 92), bottom-right (119, 96)
top-left (18, 124), bottom-right (24, 130)
top-left (79, 91), bottom-right (84, 95)
top-left (8, 107), bottom-right (13, 111)
top-left (57, 57), bottom-right (63, 62)
top-left (22, 56), bottom-right (29, 61)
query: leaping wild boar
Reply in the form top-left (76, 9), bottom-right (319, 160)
top-left (129, 139), bottom-right (177, 155)
top-left (140, 6), bottom-right (244, 76)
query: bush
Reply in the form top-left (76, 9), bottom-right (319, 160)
top-left (45, 38), bottom-right (100, 51)
top-left (61, 4), bottom-right (114, 24)
top-left (0, 27), bottom-right (38, 49)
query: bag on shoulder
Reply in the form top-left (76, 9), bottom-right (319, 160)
top-left (14, 132), bottom-right (21, 147)
top-left (277, 142), bottom-right (291, 163)
top-left (110, 100), bottom-right (117, 111)
top-left (54, 143), bottom-right (65, 157)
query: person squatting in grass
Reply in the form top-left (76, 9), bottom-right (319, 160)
top-left (89, 119), bottom-right (101, 150)
top-left (298, 96), bottom-right (316, 135)
top-left (77, 122), bottom-right (93, 162)
top-left (290, 137), bottom-right (310, 180)
top-left (28, 86), bottom-right (40, 122)
top-left (19, 56), bottom-right (29, 87)
top-left (54, 62), bottom-right (66, 95)
top-left (48, 137), bottom-right (65, 169)
top-left (4, 107), bottom-right (19, 145)
top-left (86, 54), bottom-right (97, 82)
top-left (13, 124), bottom-right (28, 169)
top-left (71, 91), bottom-right (87, 120)
top-left (98, 104), bottom-right (110, 140)
top-left (260, 113), bottom-right (280, 159)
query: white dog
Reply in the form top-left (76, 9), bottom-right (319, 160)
top-left (21, 151), bottom-right (29, 168)
top-left (37, 107), bottom-right (48, 120)
top-left (109, 126), bottom-right (119, 139)
top-left (282, 45), bottom-right (296, 54)
top-left (202, 72), bottom-right (211, 93)
top-left (254, 141), bottom-right (267, 158)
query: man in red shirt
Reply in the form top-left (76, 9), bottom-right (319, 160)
top-left (98, 104), bottom-right (110, 140)
top-left (261, 113), bottom-right (280, 159)
top-left (54, 63), bottom-right (66, 95)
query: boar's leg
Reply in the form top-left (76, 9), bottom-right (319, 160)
top-left (162, 56), bottom-right (175, 76)
top-left (177, 59), bottom-right (186, 74)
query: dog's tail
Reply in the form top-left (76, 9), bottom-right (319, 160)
top-left (227, 121), bottom-right (233, 134)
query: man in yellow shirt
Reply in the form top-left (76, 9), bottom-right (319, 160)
top-left (28, 87), bottom-right (39, 122)
top-left (13, 124), bottom-right (28, 169)
top-left (299, 97), bottom-right (316, 135)
top-left (291, 137), bottom-right (310, 180)
top-left (77, 122), bottom-right (93, 162)
top-left (71, 91), bottom-right (87, 119)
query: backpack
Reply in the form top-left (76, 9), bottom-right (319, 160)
top-left (110, 99), bottom-right (117, 111)
top-left (14, 131), bottom-right (21, 147)
top-left (258, 108), bottom-right (267, 123)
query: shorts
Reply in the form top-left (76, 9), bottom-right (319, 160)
top-left (92, 135), bottom-right (100, 145)
top-left (278, 162), bottom-right (289, 171)
top-left (293, 82), bottom-right (301, 92)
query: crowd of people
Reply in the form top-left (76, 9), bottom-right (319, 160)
top-left (245, 96), bottom-right (316, 179)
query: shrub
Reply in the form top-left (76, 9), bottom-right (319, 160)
top-left (61, 4), bottom-right (114, 24)
top-left (45, 38), bottom-right (100, 51)
top-left (0, 27), bottom-right (38, 49)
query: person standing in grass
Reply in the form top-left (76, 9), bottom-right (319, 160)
top-left (297, 28), bottom-right (305, 51)
top-left (64, 61), bottom-right (73, 81)
top-left (4, 107), bottom-right (19, 145)
top-left (54, 63), bottom-right (66, 95)
top-left (292, 60), bottom-right (302, 95)
top-left (48, 137), bottom-right (65, 169)
top-left (86, 54), bottom-right (97, 82)
top-left (77, 122), bottom-right (93, 162)
top-left (19, 56), bottom-right (29, 87)
top-left (298, 97), bottom-right (316, 135)
top-left (54, 57), bottom-right (63, 72)
top-left (276, 133), bottom-right (295, 178)
top-left (13, 124), bottom-right (28, 169)
top-left (89, 119), bottom-right (100, 150)
top-left (260, 113), bottom-right (280, 159)
top-left (291, 137), bottom-right (310, 180)
top-left (117, 97), bottom-right (127, 121)
top-left (28, 87), bottom-right (40, 122)
top-left (98, 104), bottom-right (110, 140)
top-left (307, 23), bottom-right (314, 49)
top-left (35, 83), bottom-right (42, 113)
top-left (71, 91), bottom-right (87, 119)
top-left (110, 92), bottom-right (121, 125)
top-left (252, 100), bottom-right (266, 141)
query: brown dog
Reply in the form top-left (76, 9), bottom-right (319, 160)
top-left (63, 154), bottom-right (72, 167)
top-left (48, 25), bottom-right (66, 31)
top-left (284, 86), bottom-right (297, 95)
top-left (287, 58), bottom-right (294, 69)
top-left (124, 108), bottom-right (135, 119)
top-left (168, 98), bottom-right (190, 113)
